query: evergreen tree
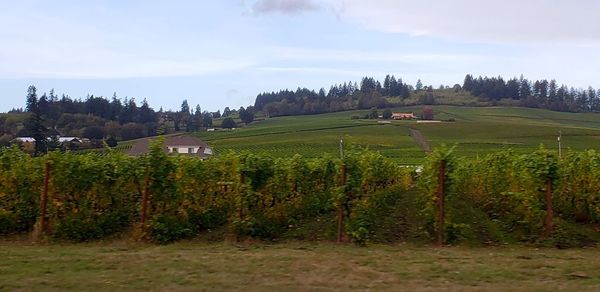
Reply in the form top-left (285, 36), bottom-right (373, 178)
top-left (519, 76), bottom-right (532, 99)
top-left (24, 85), bottom-right (47, 156)
top-left (463, 74), bottom-right (474, 91)
top-left (120, 98), bottom-right (139, 124)
top-left (506, 78), bottom-right (520, 99)
top-left (416, 79), bottom-right (423, 91)
top-left (189, 105), bottom-right (203, 131)
top-left (318, 88), bottom-right (326, 99)
top-left (383, 75), bottom-right (391, 96)
top-left (110, 93), bottom-right (122, 121)
top-left (548, 80), bottom-right (558, 100)
top-left (540, 80), bottom-right (549, 99)
top-left (239, 106), bottom-right (255, 125)
top-left (389, 75), bottom-right (398, 96)
top-left (139, 98), bottom-right (156, 124)
top-left (223, 107), bottom-right (231, 117)
top-left (221, 117), bottom-right (236, 129)
top-left (49, 88), bottom-right (58, 102)
top-left (202, 112), bottom-right (213, 128)
top-left (181, 100), bottom-right (190, 114)
top-left (38, 93), bottom-right (49, 116)
top-left (181, 100), bottom-right (191, 131)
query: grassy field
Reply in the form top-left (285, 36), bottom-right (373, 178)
top-left (197, 106), bottom-right (600, 164)
top-left (1, 240), bottom-right (600, 291)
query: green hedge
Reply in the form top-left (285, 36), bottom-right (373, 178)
top-left (1, 140), bottom-right (599, 247)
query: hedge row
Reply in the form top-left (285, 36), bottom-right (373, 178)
top-left (1, 140), bottom-right (599, 246)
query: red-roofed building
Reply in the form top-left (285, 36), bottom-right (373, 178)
top-left (391, 112), bottom-right (417, 120)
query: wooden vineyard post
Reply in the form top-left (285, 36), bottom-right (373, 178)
top-left (239, 173), bottom-right (246, 222)
top-left (140, 172), bottom-right (150, 229)
top-left (436, 160), bottom-right (446, 247)
top-left (231, 173), bottom-right (247, 242)
top-left (337, 164), bottom-right (347, 243)
top-left (545, 178), bottom-right (554, 236)
top-left (38, 160), bottom-right (51, 237)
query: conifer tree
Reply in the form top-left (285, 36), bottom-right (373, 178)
top-left (24, 85), bottom-right (47, 156)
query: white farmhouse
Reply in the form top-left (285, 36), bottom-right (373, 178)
top-left (128, 135), bottom-right (213, 159)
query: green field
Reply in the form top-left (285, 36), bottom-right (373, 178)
top-left (2, 240), bottom-right (600, 291)
top-left (197, 106), bottom-right (600, 164)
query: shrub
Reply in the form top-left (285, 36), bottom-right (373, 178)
top-left (54, 211), bottom-right (131, 242)
top-left (232, 215), bottom-right (287, 240)
top-left (550, 219), bottom-right (598, 249)
top-left (55, 214), bottom-right (102, 241)
top-left (0, 210), bottom-right (19, 235)
top-left (149, 215), bottom-right (194, 244)
top-left (188, 208), bottom-right (229, 232)
top-left (221, 117), bottom-right (237, 129)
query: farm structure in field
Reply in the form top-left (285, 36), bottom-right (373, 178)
top-left (11, 136), bottom-right (90, 151)
top-left (12, 136), bottom-right (88, 144)
top-left (392, 112), bottom-right (417, 120)
top-left (128, 135), bottom-right (213, 158)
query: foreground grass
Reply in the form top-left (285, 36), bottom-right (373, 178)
top-left (1, 240), bottom-right (600, 291)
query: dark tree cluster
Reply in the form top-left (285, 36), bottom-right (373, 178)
top-left (14, 88), bottom-right (161, 144)
top-left (173, 101), bottom-right (216, 132)
top-left (254, 75), bottom-right (413, 117)
top-left (0, 86), bottom-right (225, 151)
top-left (463, 74), bottom-right (600, 112)
top-left (238, 106), bottom-right (255, 124)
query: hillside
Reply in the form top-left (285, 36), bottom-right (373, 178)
top-left (197, 106), bottom-right (600, 164)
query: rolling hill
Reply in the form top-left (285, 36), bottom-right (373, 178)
top-left (195, 106), bottom-right (600, 164)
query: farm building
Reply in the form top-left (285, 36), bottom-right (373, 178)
top-left (128, 135), bottom-right (213, 159)
top-left (11, 137), bottom-right (36, 143)
top-left (391, 112), bottom-right (417, 120)
top-left (12, 136), bottom-right (87, 145)
top-left (57, 137), bottom-right (83, 143)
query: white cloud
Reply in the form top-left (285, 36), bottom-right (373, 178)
top-left (257, 66), bottom-right (370, 76)
top-left (321, 0), bottom-right (600, 44)
top-left (270, 46), bottom-right (481, 63)
top-left (0, 3), bottom-right (256, 79)
top-left (0, 43), bottom-right (256, 79)
top-left (250, 0), bottom-right (320, 15)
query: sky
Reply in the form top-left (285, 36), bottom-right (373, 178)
top-left (1, 0), bottom-right (599, 112)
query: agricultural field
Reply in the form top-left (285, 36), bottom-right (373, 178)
top-left (1, 240), bottom-right (600, 291)
top-left (198, 106), bottom-right (600, 164)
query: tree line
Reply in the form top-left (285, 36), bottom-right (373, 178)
top-left (463, 74), bottom-right (600, 112)
top-left (255, 74), bottom-right (600, 117)
top-left (254, 75), bottom-right (413, 117)
top-left (0, 86), bottom-right (256, 154)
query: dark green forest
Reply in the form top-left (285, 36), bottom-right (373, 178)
top-left (0, 86), bottom-right (256, 153)
top-left (255, 74), bottom-right (600, 117)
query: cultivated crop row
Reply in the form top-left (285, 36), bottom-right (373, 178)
top-left (1, 139), bottom-right (598, 246)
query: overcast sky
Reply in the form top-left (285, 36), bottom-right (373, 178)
top-left (1, 0), bottom-right (599, 111)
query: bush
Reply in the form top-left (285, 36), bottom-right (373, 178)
top-left (0, 210), bottom-right (19, 235)
top-left (55, 214), bottom-right (102, 241)
top-left (149, 215), bottom-right (194, 244)
top-left (382, 109), bottom-right (393, 119)
top-left (221, 117), bottom-right (237, 129)
top-left (54, 211), bottom-right (131, 242)
top-left (550, 219), bottom-right (598, 249)
top-left (188, 208), bottom-right (229, 232)
top-left (346, 186), bottom-right (422, 246)
top-left (232, 215), bottom-right (288, 240)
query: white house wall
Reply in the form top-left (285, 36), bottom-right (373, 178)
top-left (167, 146), bottom-right (201, 154)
